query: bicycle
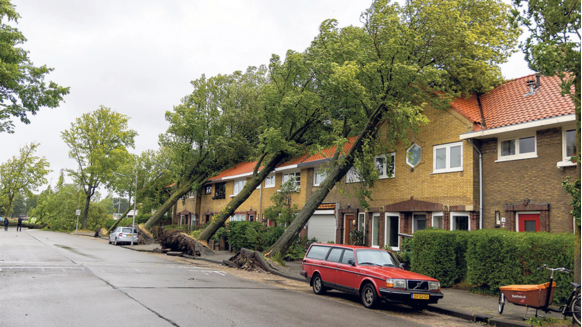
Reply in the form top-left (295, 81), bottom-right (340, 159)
top-left (498, 265), bottom-right (580, 325)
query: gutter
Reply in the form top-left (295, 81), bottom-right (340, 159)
top-left (468, 139), bottom-right (483, 230)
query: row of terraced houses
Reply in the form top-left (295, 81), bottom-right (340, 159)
top-left (171, 74), bottom-right (577, 250)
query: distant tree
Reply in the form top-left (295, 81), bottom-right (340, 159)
top-left (61, 106), bottom-right (137, 229)
top-left (0, 142), bottom-right (51, 217)
top-left (511, 0), bottom-right (581, 284)
top-left (0, 0), bottom-right (70, 133)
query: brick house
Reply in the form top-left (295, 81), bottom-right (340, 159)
top-left (455, 74), bottom-right (576, 233)
top-left (172, 73), bottom-right (576, 249)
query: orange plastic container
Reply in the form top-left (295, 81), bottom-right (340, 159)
top-left (500, 282), bottom-right (556, 308)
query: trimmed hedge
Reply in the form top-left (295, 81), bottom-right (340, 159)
top-left (411, 229), bottom-right (469, 287)
top-left (410, 229), bottom-right (574, 305)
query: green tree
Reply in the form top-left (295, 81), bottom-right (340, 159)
top-left (61, 106), bottom-right (137, 229)
top-left (263, 179), bottom-right (300, 227)
top-left (0, 0), bottom-right (69, 133)
top-left (0, 142), bottom-right (51, 217)
top-left (268, 0), bottom-right (519, 256)
top-left (511, 0), bottom-right (581, 285)
top-left (144, 68), bottom-right (267, 230)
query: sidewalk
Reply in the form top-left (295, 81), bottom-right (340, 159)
top-left (123, 244), bottom-right (558, 327)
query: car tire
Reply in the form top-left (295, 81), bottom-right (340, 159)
top-left (361, 283), bottom-right (378, 309)
top-left (114, 238), bottom-right (118, 246)
top-left (312, 274), bottom-right (326, 295)
top-left (498, 293), bottom-right (505, 314)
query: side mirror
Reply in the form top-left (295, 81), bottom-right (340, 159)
top-left (400, 263), bottom-right (406, 269)
top-left (348, 259), bottom-right (356, 266)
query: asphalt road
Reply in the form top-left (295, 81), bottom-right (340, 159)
top-left (0, 228), bottom-right (426, 327)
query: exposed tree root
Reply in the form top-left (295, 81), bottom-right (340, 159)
top-left (157, 229), bottom-right (213, 256)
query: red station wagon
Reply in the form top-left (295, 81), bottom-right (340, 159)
top-left (300, 243), bottom-right (444, 309)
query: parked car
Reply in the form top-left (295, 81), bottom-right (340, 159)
top-left (301, 243), bottom-right (443, 309)
top-left (109, 227), bottom-right (138, 245)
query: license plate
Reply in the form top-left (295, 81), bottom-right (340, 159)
top-left (126, 234), bottom-right (132, 237)
top-left (412, 294), bottom-right (430, 300)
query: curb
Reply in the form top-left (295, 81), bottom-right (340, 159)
top-left (426, 305), bottom-right (533, 327)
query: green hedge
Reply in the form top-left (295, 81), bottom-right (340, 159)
top-left (466, 229), bottom-right (574, 304)
top-left (411, 229), bottom-right (469, 287)
top-left (410, 229), bottom-right (574, 305)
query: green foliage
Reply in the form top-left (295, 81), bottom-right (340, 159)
top-left (391, 237), bottom-right (413, 266)
top-left (226, 222), bottom-right (290, 252)
top-left (189, 229), bottom-right (202, 239)
top-left (350, 230), bottom-right (364, 246)
top-left (283, 235), bottom-right (317, 261)
top-left (0, 0), bottom-right (70, 133)
top-left (263, 179), bottom-right (300, 226)
top-left (563, 177), bottom-right (581, 227)
top-left (526, 316), bottom-right (572, 326)
top-left (411, 229), bottom-right (470, 287)
top-left (134, 213), bottom-right (152, 224)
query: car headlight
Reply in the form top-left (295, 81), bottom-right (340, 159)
top-left (386, 278), bottom-right (406, 289)
top-left (428, 281), bottom-right (440, 291)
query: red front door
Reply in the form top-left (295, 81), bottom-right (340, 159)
top-left (345, 215), bottom-right (355, 245)
top-left (518, 214), bottom-right (541, 232)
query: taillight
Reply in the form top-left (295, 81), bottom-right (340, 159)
top-left (119, 233), bottom-right (123, 236)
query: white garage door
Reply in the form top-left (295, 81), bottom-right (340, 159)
top-left (308, 214), bottom-right (336, 243)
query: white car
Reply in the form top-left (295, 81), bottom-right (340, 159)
top-left (109, 227), bottom-right (138, 245)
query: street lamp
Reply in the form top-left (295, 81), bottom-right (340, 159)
top-left (113, 171), bottom-right (137, 246)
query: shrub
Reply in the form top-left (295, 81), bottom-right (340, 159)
top-left (227, 221), bottom-right (268, 251)
top-left (135, 213), bottom-right (152, 224)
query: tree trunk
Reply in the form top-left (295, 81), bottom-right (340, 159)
top-left (144, 182), bottom-right (192, 230)
top-left (106, 205), bottom-right (131, 234)
top-left (197, 152), bottom-right (289, 242)
top-left (267, 105), bottom-right (385, 256)
top-left (81, 194), bottom-right (91, 229)
top-left (573, 73), bottom-right (581, 285)
top-left (5, 193), bottom-right (14, 218)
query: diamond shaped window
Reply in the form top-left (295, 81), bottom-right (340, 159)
top-left (407, 144), bottom-right (421, 167)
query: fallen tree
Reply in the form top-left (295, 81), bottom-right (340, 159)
top-left (157, 229), bottom-right (213, 256)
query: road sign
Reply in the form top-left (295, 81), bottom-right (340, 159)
top-left (76, 209), bottom-right (81, 216)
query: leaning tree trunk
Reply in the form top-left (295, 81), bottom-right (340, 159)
top-left (197, 152), bottom-right (289, 242)
top-left (144, 182), bottom-right (193, 230)
top-left (106, 205), bottom-right (131, 234)
top-left (573, 73), bottom-right (581, 285)
top-left (267, 104), bottom-right (385, 256)
top-left (81, 194), bottom-right (91, 229)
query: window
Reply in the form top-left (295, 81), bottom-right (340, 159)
top-left (213, 182), bottom-right (225, 199)
top-left (204, 185), bottom-right (212, 195)
top-left (341, 250), bottom-right (354, 264)
top-left (264, 175), bottom-right (275, 188)
top-left (306, 245), bottom-right (330, 260)
top-left (432, 212), bottom-right (443, 229)
top-left (230, 214), bottom-right (245, 222)
top-left (433, 142), bottom-right (463, 173)
top-left (565, 129), bottom-right (577, 158)
top-left (413, 214), bottom-right (427, 232)
top-left (326, 248), bottom-right (343, 262)
top-left (407, 144), bottom-right (421, 167)
top-left (375, 153), bottom-right (395, 178)
top-left (346, 167), bottom-right (361, 183)
top-left (282, 172), bottom-right (300, 190)
top-left (372, 213), bottom-right (380, 248)
top-left (232, 179), bottom-right (246, 196)
top-left (497, 135), bottom-right (537, 161)
top-left (189, 190), bottom-right (196, 198)
top-left (313, 169), bottom-right (327, 186)
top-left (357, 212), bottom-right (366, 232)
top-left (450, 212), bottom-right (470, 231)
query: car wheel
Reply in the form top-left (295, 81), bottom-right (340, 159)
top-left (108, 239), bottom-right (111, 244)
top-left (498, 293), bottom-right (505, 314)
top-left (361, 283), bottom-right (378, 309)
top-left (114, 238), bottom-right (118, 246)
top-left (312, 274), bottom-right (326, 295)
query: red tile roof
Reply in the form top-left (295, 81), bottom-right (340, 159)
top-left (302, 137), bottom-right (357, 163)
top-left (451, 74), bottom-right (575, 129)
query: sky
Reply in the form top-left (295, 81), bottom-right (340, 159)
top-left (1, 0), bottom-right (534, 194)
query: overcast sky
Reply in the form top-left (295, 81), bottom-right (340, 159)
top-left (1, 0), bottom-right (533, 194)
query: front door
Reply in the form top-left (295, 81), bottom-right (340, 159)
top-left (385, 214), bottom-right (400, 250)
top-left (518, 213), bottom-right (541, 232)
top-left (344, 214), bottom-right (355, 245)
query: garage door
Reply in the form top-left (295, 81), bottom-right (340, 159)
top-left (308, 214), bottom-right (336, 243)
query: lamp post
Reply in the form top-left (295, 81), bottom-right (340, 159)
top-left (114, 171), bottom-right (137, 246)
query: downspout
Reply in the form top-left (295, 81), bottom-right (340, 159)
top-left (468, 139), bottom-right (483, 230)
top-left (258, 183), bottom-right (263, 225)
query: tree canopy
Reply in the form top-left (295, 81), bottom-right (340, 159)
top-left (0, 0), bottom-right (70, 133)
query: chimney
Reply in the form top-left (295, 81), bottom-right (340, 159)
top-left (535, 74), bottom-right (541, 89)
top-left (524, 80), bottom-right (536, 97)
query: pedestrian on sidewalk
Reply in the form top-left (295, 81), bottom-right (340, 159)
top-left (3, 217), bottom-right (8, 231)
top-left (17, 216), bottom-right (23, 232)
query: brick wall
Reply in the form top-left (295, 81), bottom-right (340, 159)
top-left (479, 127), bottom-right (575, 233)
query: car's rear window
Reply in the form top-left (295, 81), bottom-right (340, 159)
top-left (341, 250), bottom-right (354, 264)
top-left (306, 245), bottom-right (330, 260)
top-left (122, 228), bottom-right (133, 233)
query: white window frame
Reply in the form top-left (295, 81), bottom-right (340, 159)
top-left (384, 212), bottom-right (400, 251)
top-left (375, 153), bottom-right (396, 179)
top-left (264, 175), bottom-right (276, 188)
top-left (496, 133), bottom-right (538, 162)
top-left (406, 144), bottom-right (421, 167)
top-left (450, 212), bottom-right (471, 231)
top-left (188, 190), bottom-right (196, 198)
top-left (432, 212), bottom-right (444, 229)
top-left (558, 128), bottom-right (577, 167)
top-left (346, 167), bottom-right (361, 183)
top-left (432, 141), bottom-right (463, 174)
top-left (516, 211), bottom-right (541, 232)
top-left (313, 169), bottom-right (327, 187)
top-left (231, 179), bottom-right (246, 197)
top-left (282, 171), bottom-right (301, 191)
top-left (412, 213), bottom-right (427, 233)
top-left (230, 214), bottom-right (245, 222)
top-left (371, 213), bottom-right (380, 248)
top-left (358, 212), bottom-right (366, 235)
